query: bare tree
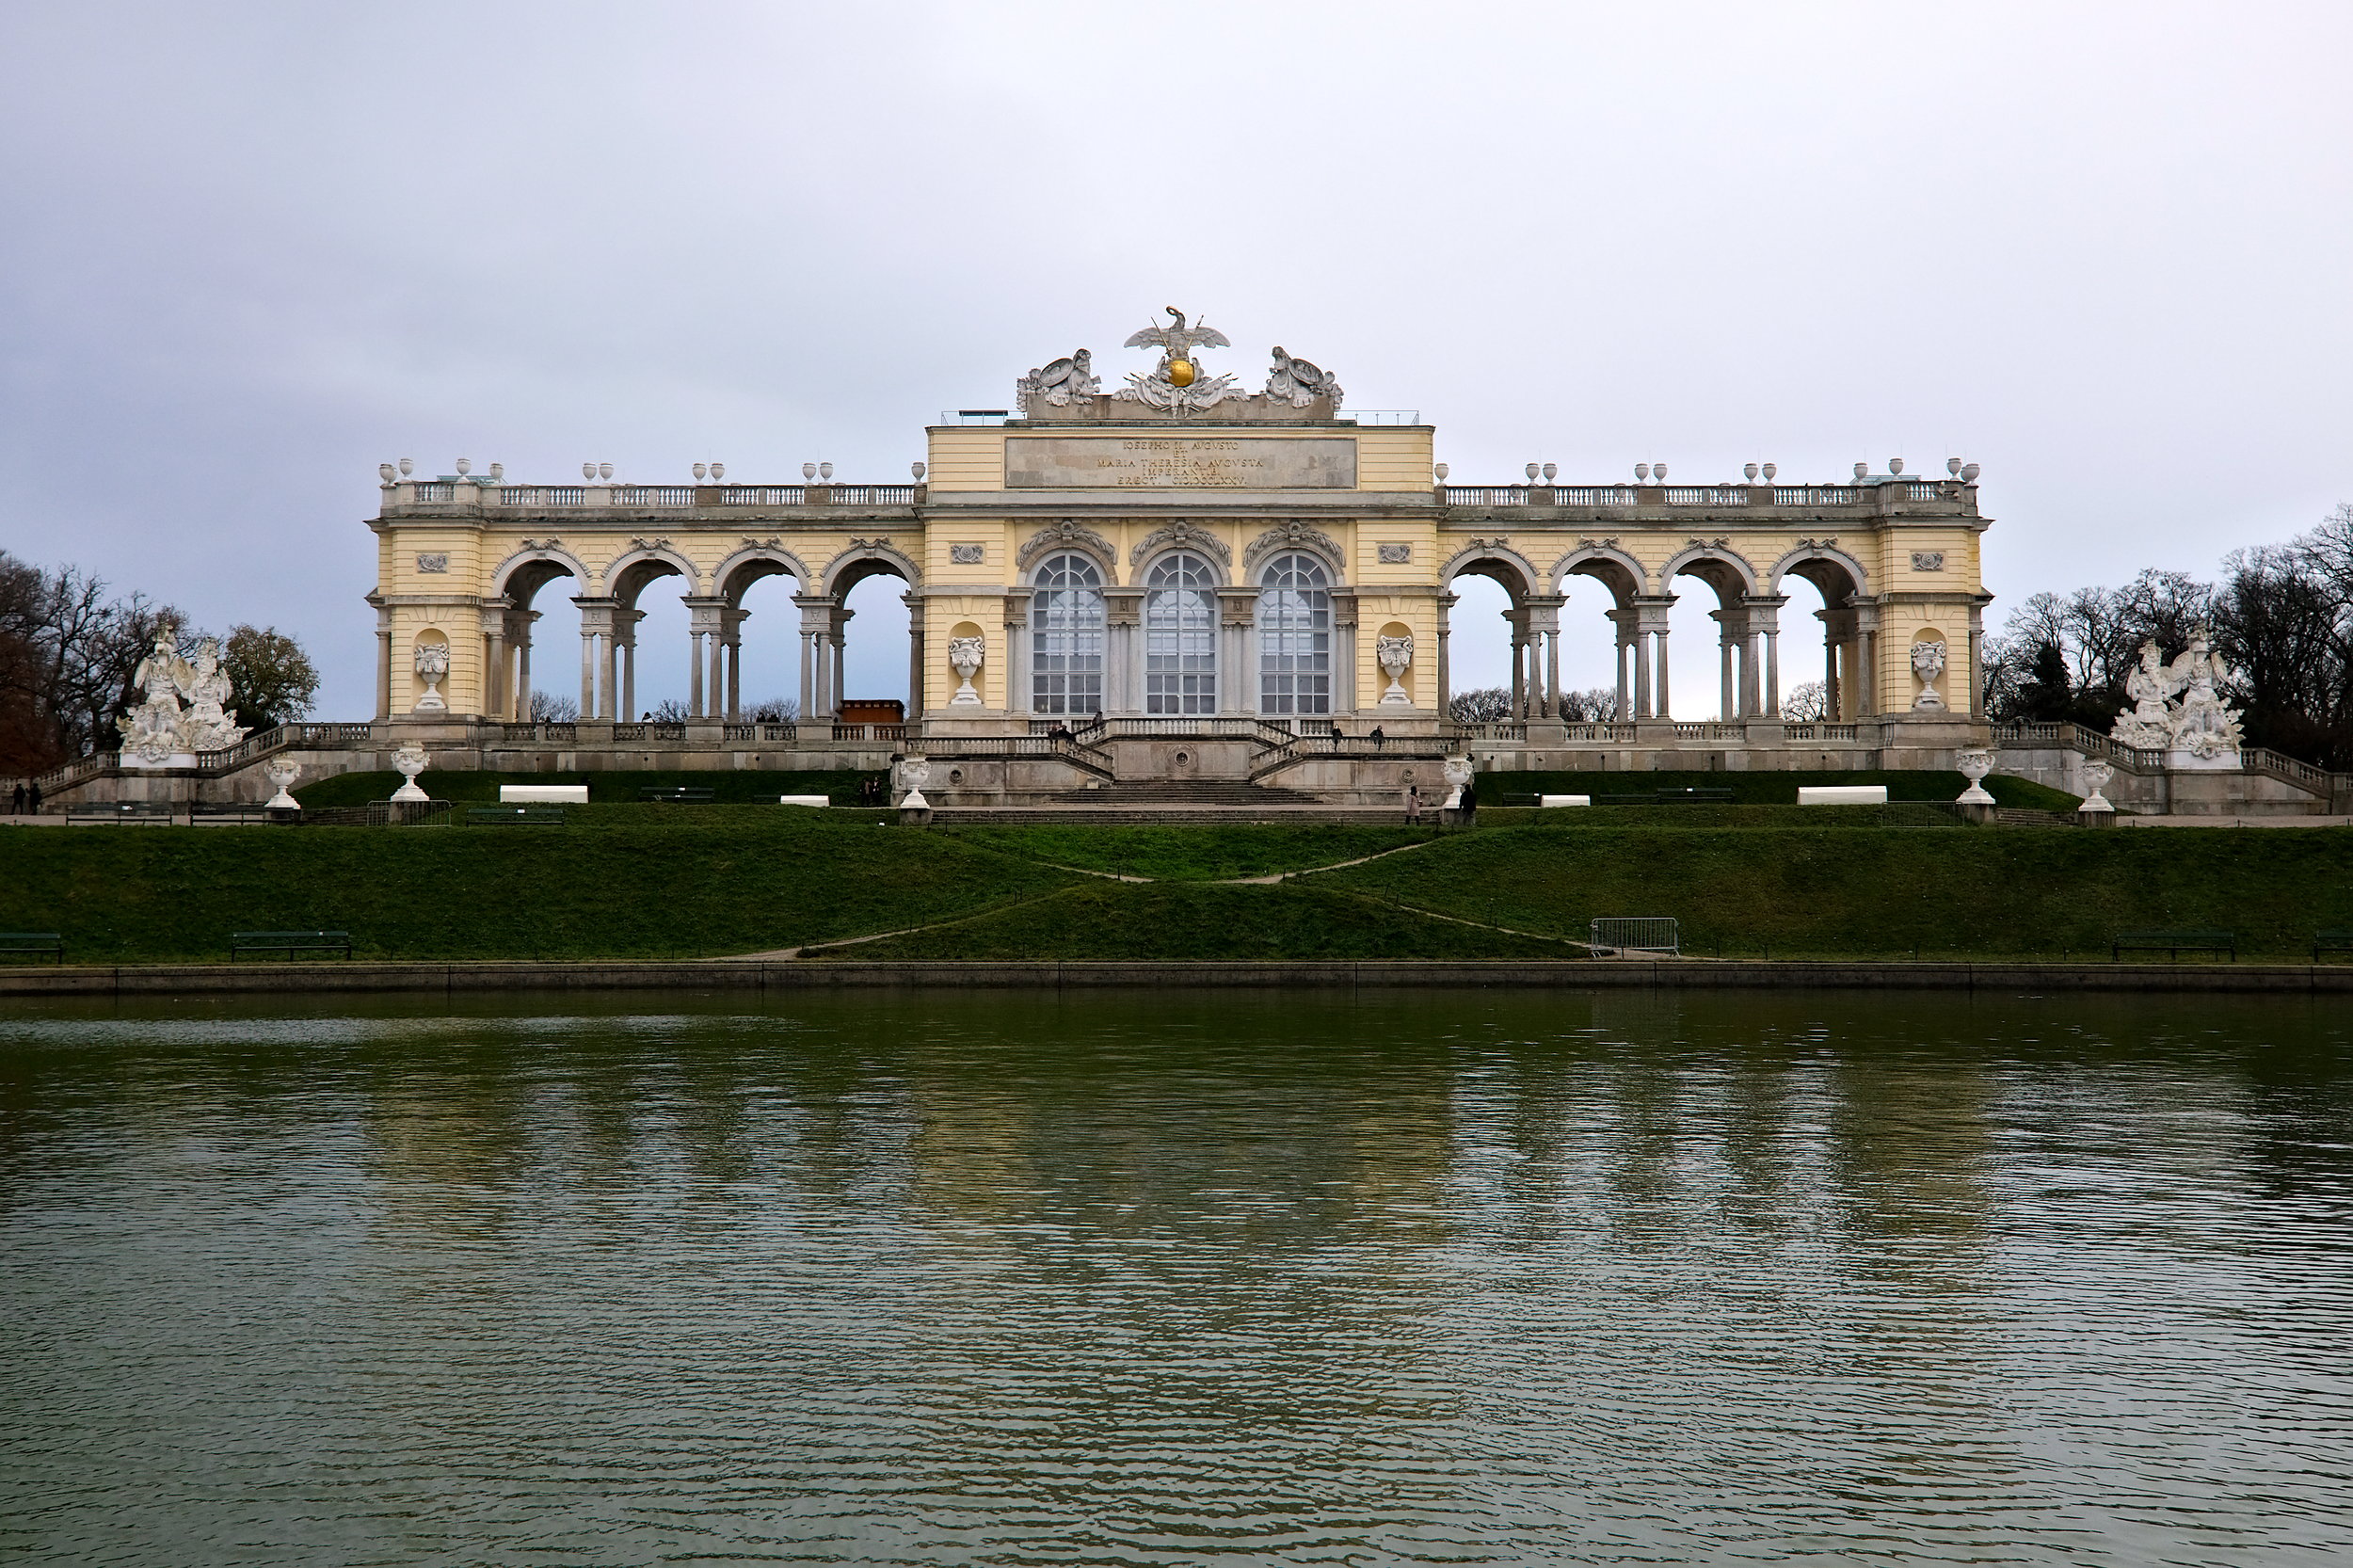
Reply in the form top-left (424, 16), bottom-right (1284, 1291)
top-left (528, 690), bottom-right (578, 722)
top-left (1780, 680), bottom-right (1827, 722)
top-left (745, 696), bottom-right (799, 722)
top-left (1449, 686), bottom-right (1513, 722)
top-left (1559, 685), bottom-right (1620, 721)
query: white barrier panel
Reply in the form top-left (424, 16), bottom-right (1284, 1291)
top-left (499, 784), bottom-right (589, 804)
top-left (1538, 794), bottom-right (1593, 808)
top-left (1799, 785), bottom-right (1887, 806)
top-left (773, 795), bottom-right (831, 807)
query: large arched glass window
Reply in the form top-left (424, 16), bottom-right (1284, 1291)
top-left (1144, 551), bottom-right (1217, 714)
top-left (1257, 552), bottom-right (1331, 714)
top-left (1031, 553), bottom-right (1105, 714)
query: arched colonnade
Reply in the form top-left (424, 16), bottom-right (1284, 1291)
top-left (475, 541), bottom-right (923, 723)
top-left (1438, 540), bottom-right (1877, 720)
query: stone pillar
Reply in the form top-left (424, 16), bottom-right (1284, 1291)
top-left (794, 596), bottom-right (835, 720)
top-left (1633, 596), bottom-right (1674, 720)
top-left (724, 606), bottom-right (744, 721)
top-left (905, 591), bottom-right (927, 723)
top-left (1609, 608), bottom-right (1633, 721)
top-left (374, 604), bottom-right (393, 722)
top-left (1217, 588), bottom-right (1256, 714)
top-left (1855, 600), bottom-right (1881, 717)
top-left (1745, 595), bottom-right (1785, 718)
top-left (574, 598), bottom-right (616, 720)
top-left (1004, 597), bottom-right (1031, 716)
top-left (1522, 596), bottom-right (1562, 720)
top-left (1105, 588), bottom-right (1144, 715)
top-left (613, 608), bottom-right (642, 721)
top-left (1434, 591), bottom-right (1455, 719)
top-left (1967, 602), bottom-right (1987, 717)
top-left (480, 605), bottom-right (508, 721)
top-left (831, 612), bottom-right (849, 714)
top-left (1332, 590), bottom-right (1359, 714)
top-left (516, 611), bottom-right (538, 721)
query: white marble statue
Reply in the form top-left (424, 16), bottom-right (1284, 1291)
top-left (2108, 631), bottom-right (2243, 763)
top-left (412, 641), bottom-right (450, 712)
top-left (116, 626), bottom-right (249, 766)
top-left (390, 742), bottom-right (430, 802)
top-left (1375, 634), bottom-right (1415, 705)
top-left (1115, 307), bottom-right (1239, 414)
top-left (1019, 348), bottom-right (1099, 407)
top-left (1910, 638), bottom-right (1947, 711)
top-left (263, 760), bottom-right (301, 809)
top-left (947, 636), bottom-right (985, 706)
top-left (1265, 346), bottom-right (1344, 410)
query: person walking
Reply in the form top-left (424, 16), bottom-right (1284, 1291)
top-left (1369, 725), bottom-right (1385, 750)
top-left (9, 781), bottom-right (24, 815)
top-left (27, 780), bottom-right (42, 814)
top-left (1404, 781), bottom-right (1420, 824)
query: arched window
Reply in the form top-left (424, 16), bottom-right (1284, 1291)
top-left (1032, 553), bottom-right (1104, 714)
top-left (1144, 551), bottom-right (1217, 714)
top-left (1257, 552), bottom-right (1331, 714)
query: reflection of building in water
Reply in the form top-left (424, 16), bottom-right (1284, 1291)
top-left (1822, 1059), bottom-right (1996, 1277)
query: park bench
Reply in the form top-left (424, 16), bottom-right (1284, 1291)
top-left (0, 933), bottom-right (65, 964)
top-left (467, 807), bottom-right (568, 825)
top-left (190, 803), bottom-right (283, 825)
top-left (231, 930), bottom-right (352, 961)
top-left (2313, 930), bottom-right (2353, 964)
top-left (638, 787), bottom-right (715, 803)
top-left (66, 802), bottom-right (176, 825)
top-left (2112, 929), bottom-right (2235, 962)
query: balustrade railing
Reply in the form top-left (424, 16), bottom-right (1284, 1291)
top-left (1560, 723), bottom-right (1640, 743)
top-left (612, 723), bottom-right (646, 741)
top-left (824, 484), bottom-right (916, 505)
top-left (1773, 487), bottom-right (1859, 505)
top-left (1443, 486), bottom-right (1528, 506)
top-left (1558, 486), bottom-right (1638, 506)
top-left (720, 486), bottom-right (806, 505)
top-left (1450, 722), bottom-right (1528, 742)
top-left (493, 486), bottom-right (585, 506)
top-left (830, 724), bottom-right (907, 742)
top-left (614, 486), bottom-right (696, 506)
top-left (411, 482), bottom-right (456, 502)
top-left (1664, 486), bottom-right (1749, 506)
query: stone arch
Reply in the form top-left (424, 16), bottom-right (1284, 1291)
top-left (1660, 541), bottom-right (1761, 607)
top-left (1439, 541), bottom-right (1541, 600)
top-left (1550, 543), bottom-right (1647, 605)
top-left (1243, 523), bottom-right (1347, 584)
top-left (603, 542), bottom-right (702, 606)
top-left (492, 543), bottom-right (591, 608)
top-left (713, 543), bottom-right (812, 605)
top-left (1018, 521), bottom-right (1117, 583)
top-left (1131, 522), bottom-right (1232, 587)
top-left (820, 539), bottom-right (922, 597)
top-left (1769, 542), bottom-right (1869, 604)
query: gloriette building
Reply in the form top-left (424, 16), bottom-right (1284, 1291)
top-left (344, 309), bottom-right (1994, 802)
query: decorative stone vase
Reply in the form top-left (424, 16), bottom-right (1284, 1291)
top-left (412, 642), bottom-right (450, 712)
top-left (390, 743), bottom-right (430, 803)
top-left (947, 638), bottom-right (984, 707)
top-left (1376, 634), bottom-right (1415, 705)
top-left (1910, 639), bottom-right (1947, 711)
top-left (263, 760), bottom-right (300, 809)
top-left (895, 756), bottom-right (931, 809)
top-left (2079, 758), bottom-right (2116, 815)
top-left (1955, 747), bottom-right (1995, 805)
top-left (1441, 755), bottom-right (1475, 810)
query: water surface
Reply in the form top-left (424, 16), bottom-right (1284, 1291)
top-left (3, 989), bottom-right (2348, 1565)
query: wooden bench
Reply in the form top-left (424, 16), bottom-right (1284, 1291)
top-left (2112, 929), bottom-right (2235, 962)
top-left (467, 807), bottom-right (568, 825)
top-left (2314, 930), bottom-right (2353, 964)
top-left (638, 787), bottom-right (715, 803)
top-left (231, 930), bottom-right (352, 960)
top-left (1596, 788), bottom-right (1737, 806)
top-left (0, 932), bottom-right (65, 964)
top-left (190, 803), bottom-right (282, 826)
top-left (67, 802), bottom-right (177, 825)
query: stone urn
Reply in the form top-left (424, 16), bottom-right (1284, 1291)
top-left (263, 760), bottom-right (300, 809)
top-left (412, 641), bottom-right (450, 712)
top-left (390, 742), bottom-right (430, 802)
top-left (1376, 634), bottom-right (1415, 705)
top-left (947, 637), bottom-right (984, 706)
top-left (1910, 638), bottom-right (1947, 711)
top-left (1955, 747), bottom-right (1995, 805)
top-left (1441, 755), bottom-right (1475, 810)
top-left (895, 756), bottom-right (931, 809)
top-left (2079, 757), bottom-right (2117, 817)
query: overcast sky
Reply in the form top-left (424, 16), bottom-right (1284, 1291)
top-left (3, 1), bottom-right (2347, 717)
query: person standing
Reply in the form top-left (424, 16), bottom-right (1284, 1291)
top-left (1404, 781), bottom-right (1420, 824)
top-left (9, 781), bottom-right (24, 815)
top-left (27, 781), bottom-right (42, 814)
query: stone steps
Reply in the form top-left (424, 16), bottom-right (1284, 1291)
top-left (930, 807), bottom-right (1416, 825)
top-left (1052, 780), bottom-right (1328, 805)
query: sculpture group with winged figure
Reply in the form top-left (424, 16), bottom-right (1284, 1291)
top-left (1018, 308), bottom-right (1343, 418)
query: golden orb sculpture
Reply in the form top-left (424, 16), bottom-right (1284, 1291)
top-left (1168, 359), bottom-right (1196, 387)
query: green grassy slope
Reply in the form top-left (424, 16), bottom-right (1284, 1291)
top-left (0, 814), bottom-right (1074, 962)
top-left (935, 824), bottom-right (1435, 881)
top-left (1314, 824), bottom-right (2353, 959)
top-left (830, 880), bottom-right (1569, 961)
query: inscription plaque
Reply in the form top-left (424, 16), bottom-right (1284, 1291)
top-left (1005, 436), bottom-right (1356, 490)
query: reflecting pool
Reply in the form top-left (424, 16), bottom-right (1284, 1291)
top-left (3, 989), bottom-right (2349, 1565)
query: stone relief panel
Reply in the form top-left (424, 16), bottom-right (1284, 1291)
top-left (1016, 521), bottom-right (1118, 573)
top-left (1911, 552), bottom-right (1946, 571)
top-left (1377, 543), bottom-right (1413, 564)
top-left (1130, 520), bottom-right (1233, 568)
top-left (415, 552), bottom-right (449, 573)
top-left (1242, 521), bottom-right (1347, 574)
top-left (949, 543), bottom-right (985, 565)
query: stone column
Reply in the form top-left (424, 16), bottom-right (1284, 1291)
top-left (1506, 608), bottom-right (1528, 719)
top-left (1434, 591), bottom-right (1455, 719)
top-left (479, 605), bottom-right (508, 721)
top-left (1608, 608), bottom-right (1633, 720)
top-left (374, 604), bottom-right (393, 722)
top-left (574, 598), bottom-right (615, 720)
top-left (905, 591), bottom-right (927, 723)
top-left (613, 608), bottom-right (643, 721)
top-left (1331, 590), bottom-right (1359, 714)
top-left (1744, 595), bottom-right (1785, 718)
top-left (1217, 588), bottom-right (1257, 714)
top-left (831, 610), bottom-right (850, 714)
top-left (1855, 600), bottom-right (1881, 717)
top-left (793, 596), bottom-right (834, 720)
top-left (1967, 602), bottom-right (1986, 717)
top-left (1522, 596), bottom-right (1562, 719)
top-left (1105, 589), bottom-right (1144, 715)
top-left (723, 606), bottom-right (744, 721)
top-left (516, 611), bottom-right (538, 722)
top-left (1004, 597), bottom-right (1031, 716)
top-left (1633, 596), bottom-right (1675, 719)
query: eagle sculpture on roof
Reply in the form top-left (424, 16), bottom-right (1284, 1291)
top-left (1115, 306), bottom-right (1239, 412)
top-left (1122, 306), bottom-right (1231, 361)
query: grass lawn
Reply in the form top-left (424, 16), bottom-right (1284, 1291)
top-left (7, 806), bottom-right (2345, 965)
top-left (829, 880), bottom-right (1570, 961)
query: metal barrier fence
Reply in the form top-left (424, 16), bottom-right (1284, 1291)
top-left (1590, 917), bottom-right (1681, 957)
